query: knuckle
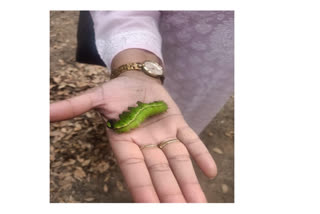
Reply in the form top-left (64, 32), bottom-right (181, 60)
top-left (160, 192), bottom-right (185, 202)
top-left (168, 154), bottom-right (191, 162)
top-left (184, 137), bottom-right (201, 146)
top-left (178, 126), bottom-right (201, 144)
top-left (148, 162), bottom-right (171, 173)
top-left (193, 150), bottom-right (210, 158)
top-left (119, 157), bottom-right (144, 166)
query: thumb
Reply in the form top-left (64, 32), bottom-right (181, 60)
top-left (50, 86), bottom-right (104, 122)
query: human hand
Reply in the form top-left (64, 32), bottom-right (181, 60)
top-left (50, 69), bottom-right (217, 203)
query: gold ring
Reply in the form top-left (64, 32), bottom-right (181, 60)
top-left (139, 144), bottom-right (158, 150)
top-left (158, 139), bottom-right (179, 149)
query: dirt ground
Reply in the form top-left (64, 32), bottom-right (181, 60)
top-left (50, 11), bottom-right (234, 203)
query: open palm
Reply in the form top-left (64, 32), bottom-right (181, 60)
top-left (50, 72), bottom-right (217, 203)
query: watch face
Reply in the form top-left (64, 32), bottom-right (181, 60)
top-left (143, 61), bottom-right (163, 76)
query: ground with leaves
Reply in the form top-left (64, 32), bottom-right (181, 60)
top-left (50, 11), bottom-right (234, 203)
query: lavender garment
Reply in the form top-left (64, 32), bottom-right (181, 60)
top-left (91, 11), bottom-right (234, 134)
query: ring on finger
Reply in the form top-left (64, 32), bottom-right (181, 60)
top-left (139, 144), bottom-right (158, 150)
top-left (158, 138), bottom-right (179, 149)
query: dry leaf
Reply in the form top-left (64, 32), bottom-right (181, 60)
top-left (96, 161), bottom-right (110, 173)
top-left (53, 76), bottom-right (61, 83)
top-left (57, 121), bottom-right (73, 127)
top-left (62, 159), bottom-right (76, 166)
top-left (86, 67), bottom-right (98, 75)
top-left (50, 130), bottom-right (63, 137)
top-left (225, 130), bottom-right (234, 138)
top-left (74, 167), bottom-right (86, 181)
top-left (64, 175), bottom-right (74, 182)
top-left (76, 155), bottom-right (85, 163)
top-left (221, 184), bottom-right (229, 193)
top-left (76, 82), bottom-right (89, 88)
top-left (85, 112), bottom-right (94, 118)
top-left (61, 127), bottom-right (68, 133)
top-left (76, 63), bottom-right (85, 68)
top-left (58, 83), bottom-right (67, 89)
top-left (81, 159), bottom-right (91, 167)
top-left (66, 83), bottom-right (76, 88)
top-left (52, 161), bottom-right (62, 168)
top-left (67, 195), bottom-right (76, 203)
top-left (212, 147), bottom-right (223, 154)
top-left (74, 123), bottom-right (82, 131)
top-left (103, 184), bottom-right (108, 192)
top-left (92, 79), bottom-right (101, 84)
top-left (57, 90), bottom-right (69, 96)
top-left (116, 181), bottom-right (124, 192)
top-left (58, 59), bottom-right (65, 65)
top-left (61, 183), bottom-right (72, 191)
top-left (104, 174), bottom-right (110, 182)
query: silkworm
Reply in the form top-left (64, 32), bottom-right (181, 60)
top-left (106, 101), bottom-right (168, 133)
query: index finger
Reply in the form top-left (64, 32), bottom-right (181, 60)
top-left (50, 87), bottom-right (103, 122)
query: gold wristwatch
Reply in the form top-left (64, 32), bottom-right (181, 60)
top-left (111, 61), bottom-right (164, 83)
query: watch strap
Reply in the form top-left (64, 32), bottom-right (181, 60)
top-left (111, 62), bottom-right (143, 79)
top-left (111, 61), bottom-right (164, 83)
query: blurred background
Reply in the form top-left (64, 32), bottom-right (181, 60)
top-left (50, 11), bottom-right (234, 203)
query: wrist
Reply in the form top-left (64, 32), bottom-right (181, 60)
top-left (119, 70), bottom-right (162, 85)
top-left (111, 48), bottom-right (162, 70)
top-left (111, 48), bottom-right (164, 84)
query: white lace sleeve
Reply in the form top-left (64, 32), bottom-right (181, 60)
top-left (90, 11), bottom-right (163, 72)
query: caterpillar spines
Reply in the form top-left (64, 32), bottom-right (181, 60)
top-left (107, 101), bottom-right (168, 133)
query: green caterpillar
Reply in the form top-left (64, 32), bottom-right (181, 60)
top-left (106, 101), bottom-right (168, 133)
